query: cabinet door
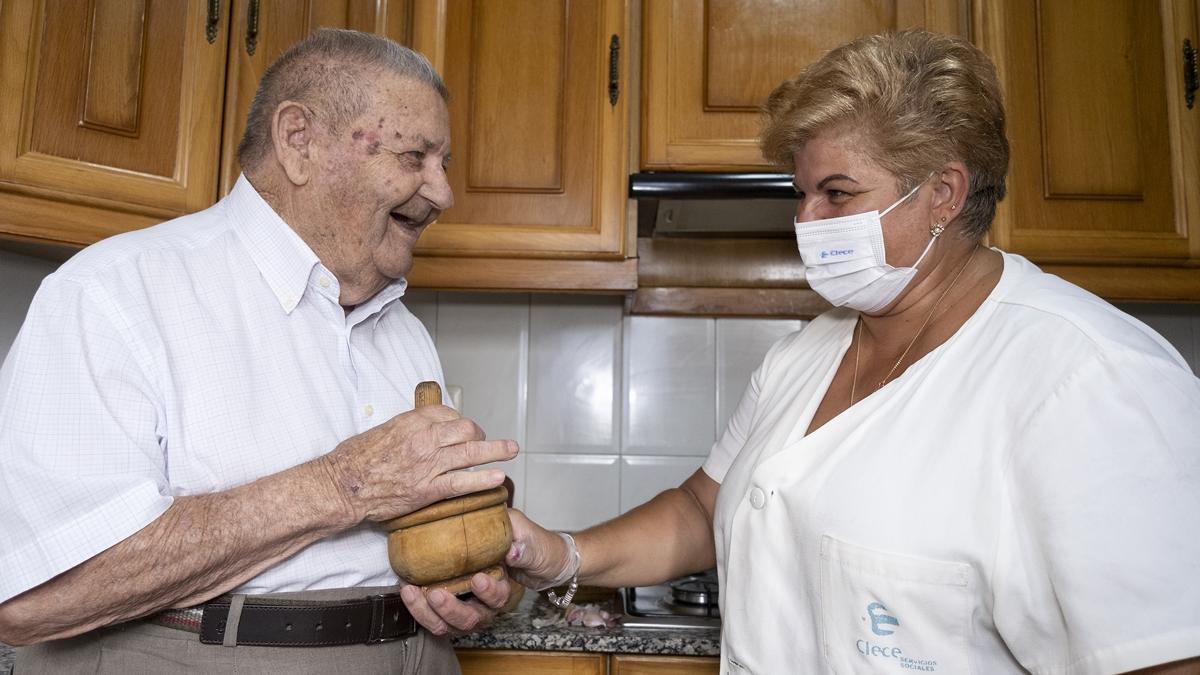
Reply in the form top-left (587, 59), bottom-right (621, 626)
top-left (0, 0), bottom-right (229, 245)
top-left (977, 0), bottom-right (1200, 274)
top-left (408, 0), bottom-right (634, 284)
top-left (641, 0), bottom-right (965, 171)
top-left (219, 0), bottom-right (416, 195)
top-left (611, 653), bottom-right (721, 674)
top-left (457, 649), bottom-right (606, 675)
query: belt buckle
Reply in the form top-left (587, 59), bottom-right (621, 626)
top-left (366, 592), bottom-right (413, 644)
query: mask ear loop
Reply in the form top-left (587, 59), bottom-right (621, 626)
top-left (879, 179), bottom-right (926, 219)
top-left (880, 170), bottom-right (938, 218)
top-left (882, 171), bottom-right (943, 268)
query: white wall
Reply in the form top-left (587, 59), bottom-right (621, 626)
top-left (2, 248), bottom-right (1199, 531)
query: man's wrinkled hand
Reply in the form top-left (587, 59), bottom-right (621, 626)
top-left (399, 572), bottom-right (511, 636)
top-left (318, 404), bottom-right (519, 525)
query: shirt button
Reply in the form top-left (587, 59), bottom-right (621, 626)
top-left (319, 276), bottom-right (331, 288)
top-left (364, 404), bottom-right (374, 417)
top-left (749, 487), bottom-right (766, 509)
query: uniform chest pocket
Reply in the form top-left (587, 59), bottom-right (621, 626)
top-left (819, 535), bottom-right (975, 675)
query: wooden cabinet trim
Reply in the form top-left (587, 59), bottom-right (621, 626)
top-left (409, 254), bottom-right (636, 292)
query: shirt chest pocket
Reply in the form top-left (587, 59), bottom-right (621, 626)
top-left (819, 535), bottom-right (975, 675)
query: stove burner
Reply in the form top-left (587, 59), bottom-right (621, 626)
top-left (620, 568), bottom-right (722, 629)
top-left (669, 576), bottom-right (719, 608)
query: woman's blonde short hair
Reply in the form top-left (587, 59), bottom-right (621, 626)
top-left (761, 29), bottom-right (1008, 239)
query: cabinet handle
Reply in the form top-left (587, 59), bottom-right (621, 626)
top-left (206, 0), bottom-right (220, 43)
top-left (246, 0), bottom-right (260, 55)
top-left (1185, 39), bottom-right (1197, 110)
top-left (608, 35), bottom-right (620, 106)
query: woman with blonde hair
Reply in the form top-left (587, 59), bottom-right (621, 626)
top-left (502, 29), bottom-right (1200, 674)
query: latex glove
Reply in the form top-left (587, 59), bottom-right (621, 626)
top-left (504, 508), bottom-right (578, 592)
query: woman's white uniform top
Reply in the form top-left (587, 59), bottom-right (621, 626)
top-left (704, 251), bottom-right (1200, 675)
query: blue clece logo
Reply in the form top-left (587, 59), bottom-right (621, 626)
top-left (867, 602), bottom-right (899, 636)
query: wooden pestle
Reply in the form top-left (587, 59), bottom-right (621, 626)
top-left (382, 381), bottom-right (512, 596)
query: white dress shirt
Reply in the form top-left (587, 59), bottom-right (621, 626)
top-left (0, 175), bottom-right (444, 603)
top-left (704, 252), bottom-right (1200, 674)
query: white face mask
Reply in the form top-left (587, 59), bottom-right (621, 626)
top-left (794, 181), bottom-right (939, 313)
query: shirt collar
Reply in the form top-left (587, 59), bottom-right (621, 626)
top-left (228, 174), bottom-right (412, 320)
top-left (228, 174), bottom-right (320, 314)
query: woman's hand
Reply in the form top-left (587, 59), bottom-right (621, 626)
top-left (504, 508), bottom-right (576, 591)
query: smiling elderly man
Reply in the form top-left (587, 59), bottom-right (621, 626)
top-left (0, 29), bottom-right (516, 674)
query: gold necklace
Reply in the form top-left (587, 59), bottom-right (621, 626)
top-left (851, 245), bottom-right (979, 406)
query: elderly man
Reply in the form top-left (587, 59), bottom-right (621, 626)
top-left (0, 29), bottom-right (514, 673)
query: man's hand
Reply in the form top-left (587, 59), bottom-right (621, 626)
top-left (399, 572), bottom-right (511, 636)
top-left (318, 403), bottom-right (519, 525)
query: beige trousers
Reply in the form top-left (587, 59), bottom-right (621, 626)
top-left (14, 587), bottom-right (461, 675)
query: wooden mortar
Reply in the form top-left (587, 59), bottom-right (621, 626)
top-left (382, 381), bottom-right (512, 595)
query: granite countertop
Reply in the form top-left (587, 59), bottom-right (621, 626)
top-left (451, 588), bottom-right (721, 657)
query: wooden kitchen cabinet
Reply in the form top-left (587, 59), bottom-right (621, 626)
top-left (0, 0), bottom-right (410, 248)
top-left (405, 0), bottom-right (638, 291)
top-left (456, 649), bottom-right (719, 674)
top-left (0, 0), bottom-right (229, 246)
top-left (976, 0), bottom-right (1200, 300)
top-left (611, 653), bottom-right (721, 674)
top-left (457, 649), bottom-right (606, 675)
top-left (640, 0), bottom-right (967, 171)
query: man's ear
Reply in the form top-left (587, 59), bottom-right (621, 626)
top-left (271, 101), bottom-right (317, 187)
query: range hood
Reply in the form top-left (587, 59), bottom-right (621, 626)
top-left (628, 172), bottom-right (827, 318)
top-left (629, 172), bottom-right (797, 238)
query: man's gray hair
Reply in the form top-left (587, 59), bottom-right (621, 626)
top-left (237, 28), bottom-right (447, 171)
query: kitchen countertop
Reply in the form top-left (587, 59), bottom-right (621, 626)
top-left (452, 588), bottom-right (721, 657)
top-left (0, 591), bottom-right (719, 669)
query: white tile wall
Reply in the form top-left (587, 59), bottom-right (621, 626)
top-left (619, 455), bottom-right (706, 513)
top-left (716, 318), bottom-right (805, 434)
top-left (527, 296), bottom-right (622, 454)
top-left (525, 453), bottom-right (620, 531)
top-left (3, 249), bottom-right (1200, 533)
top-left (623, 316), bottom-right (716, 455)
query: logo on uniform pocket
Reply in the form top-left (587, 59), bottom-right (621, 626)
top-left (868, 601), bottom-right (899, 635)
top-left (856, 600), bottom-right (940, 671)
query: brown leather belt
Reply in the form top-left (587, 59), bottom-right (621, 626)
top-left (151, 592), bottom-right (417, 647)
